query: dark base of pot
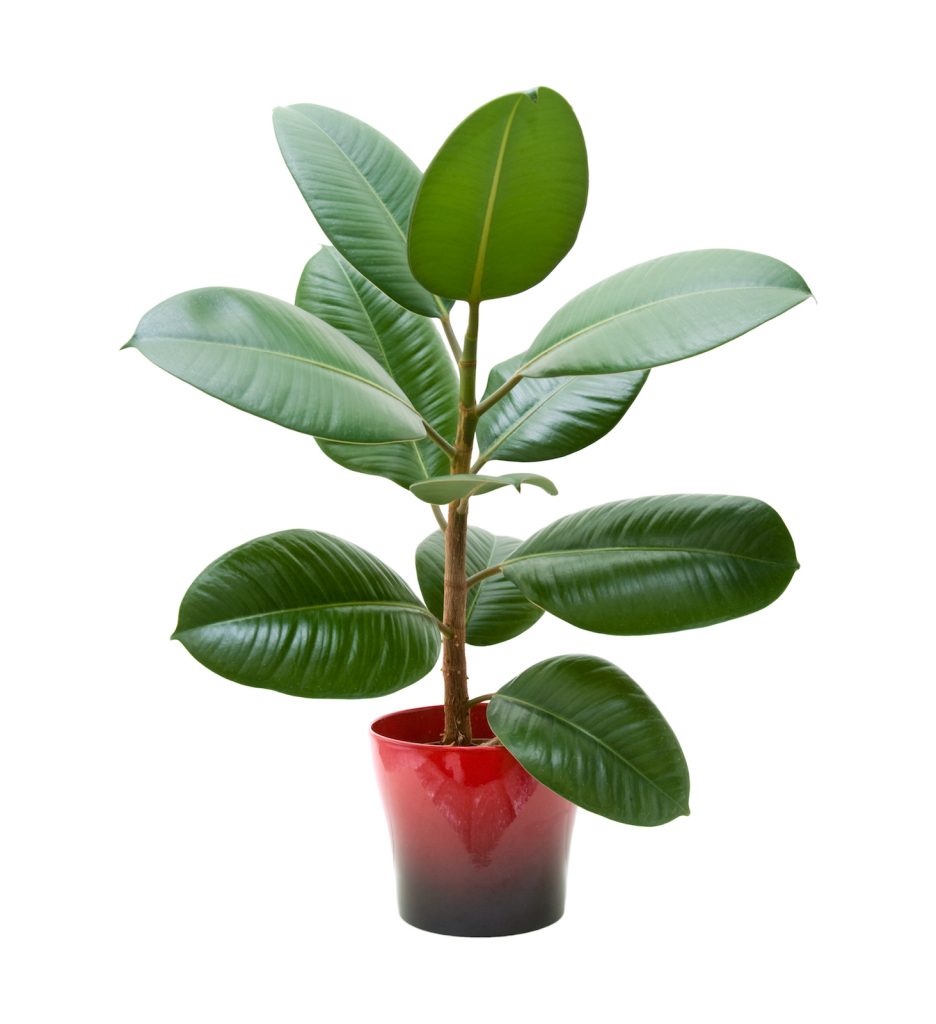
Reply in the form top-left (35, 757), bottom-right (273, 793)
top-left (396, 866), bottom-right (567, 937)
top-left (372, 704), bottom-right (576, 938)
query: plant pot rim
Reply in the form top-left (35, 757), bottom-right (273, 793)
top-left (371, 702), bottom-right (504, 752)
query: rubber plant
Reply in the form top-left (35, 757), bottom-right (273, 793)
top-left (125, 87), bottom-right (809, 836)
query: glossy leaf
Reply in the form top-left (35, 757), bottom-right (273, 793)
top-left (410, 473), bottom-right (557, 505)
top-left (125, 288), bottom-right (426, 442)
top-left (173, 530), bottom-right (440, 698)
top-left (273, 104), bottom-right (447, 318)
top-left (488, 655), bottom-right (690, 825)
top-left (407, 87), bottom-right (588, 302)
top-left (502, 494), bottom-right (798, 634)
top-left (296, 247), bottom-right (457, 487)
top-left (415, 527), bottom-right (543, 646)
top-left (476, 353), bottom-right (648, 464)
top-left (520, 249), bottom-right (811, 377)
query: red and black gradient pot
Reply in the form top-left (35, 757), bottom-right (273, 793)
top-left (371, 702), bottom-right (577, 937)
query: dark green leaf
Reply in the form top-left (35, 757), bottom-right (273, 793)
top-left (273, 104), bottom-right (447, 317)
top-left (296, 247), bottom-right (457, 487)
top-left (476, 353), bottom-right (647, 464)
top-left (173, 530), bottom-right (440, 698)
top-left (410, 473), bottom-right (557, 505)
top-left (415, 527), bottom-right (543, 646)
top-left (488, 655), bottom-right (690, 825)
top-left (502, 494), bottom-right (798, 634)
top-left (407, 87), bottom-right (588, 301)
top-left (124, 288), bottom-right (426, 442)
top-left (520, 249), bottom-right (811, 377)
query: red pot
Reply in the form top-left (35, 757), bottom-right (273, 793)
top-left (371, 702), bottom-right (577, 936)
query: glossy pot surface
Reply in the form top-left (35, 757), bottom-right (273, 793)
top-left (371, 703), bottom-right (576, 937)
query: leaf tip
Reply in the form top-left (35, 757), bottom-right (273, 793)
top-left (121, 336), bottom-right (137, 351)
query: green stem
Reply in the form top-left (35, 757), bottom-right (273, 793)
top-left (465, 564), bottom-right (503, 589)
top-left (439, 313), bottom-right (462, 362)
top-left (431, 504), bottom-right (447, 532)
top-left (475, 372), bottom-right (523, 417)
top-left (423, 420), bottom-right (456, 458)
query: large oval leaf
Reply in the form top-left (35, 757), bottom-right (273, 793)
top-left (125, 288), bottom-right (425, 442)
top-left (415, 527), bottom-right (543, 646)
top-left (407, 87), bottom-right (588, 302)
top-left (173, 530), bottom-right (440, 697)
top-left (502, 494), bottom-right (798, 634)
top-left (520, 249), bottom-right (811, 377)
top-left (410, 473), bottom-right (557, 505)
top-left (476, 353), bottom-right (648, 464)
top-left (488, 655), bottom-right (690, 825)
top-left (296, 247), bottom-right (457, 487)
top-left (273, 104), bottom-right (447, 318)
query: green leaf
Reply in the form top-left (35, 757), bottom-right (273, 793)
top-left (476, 353), bottom-right (648, 464)
top-left (409, 473), bottom-right (557, 505)
top-left (415, 527), bottom-right (543, 646)
top-left (502, 494), bottom-right (798, 634)
top-left (173, 530), bottom-right (440, 698)
top-left (520, 249), bottom-right (811, 377)
top-left (407, 87), bottom-right (588, 302)
top-left (295, 247), bottom-right (457, 488)
top-left (124, 288), bottom-right (426, 443)
top-left (273, 104), bottom-right (447, 318)
top-left (488, 655), bottom-right (690, 825)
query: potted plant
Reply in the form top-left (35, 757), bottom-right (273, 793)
top-left (124, 86), bottom-right (810, 936)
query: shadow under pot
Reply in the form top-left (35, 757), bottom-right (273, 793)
top-left (371, 703), bottom-right (577, 937)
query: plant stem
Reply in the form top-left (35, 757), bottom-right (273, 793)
top-left (441, 302), bottom-right (480, 745)
top-left (423, 420), bottom-right (457, 458)
top-left (465, 564), bottom-right (503, 589)
top-left (439, 313), bottom-right (462, 362)
top-left (467, 692), bottom-right (495, 707)
top-left (475, 372), bottom-right (523, 417)
top-left (431, 504), bottom-right (447, 532)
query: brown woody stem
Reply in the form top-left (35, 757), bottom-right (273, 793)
top-left (441, 302), bottom-right (480, 745)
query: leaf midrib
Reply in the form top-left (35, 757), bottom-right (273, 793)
top-left (493, 692), bottom-right (688, 815)
top-left (469, 95), bottom-right (524, 302)
top-left (478, 377), bottom-right (577, 462)
top-left (520, 283), bottom-right (808, 373)
top-left (465, 531), bottom-right (498, 624)
top-left (294, 110), bottom-right (447, 314)
top-left (330, 253), bottom-right (451, 475)
top-left (504, 544), bottom-right (797, 570)
top-left (301, 111), bottom-right (411, 239)
top-left (175, 600), bottom-right (435, 637)
top-left (136, 334), bottom-right (419, 416)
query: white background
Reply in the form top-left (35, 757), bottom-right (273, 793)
top-left (3, 1), bottom-right (933, 1021)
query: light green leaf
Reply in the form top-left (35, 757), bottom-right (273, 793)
top-left (502, 494), bottom-right (798, 634)
top-left (415, 527), bottom-right (543, 646)
top-left (476, 353), bottom-right (647, 464)
top-left (520, 249), bottom-right (811, 377)
top-left (488, 655), bottom-right (690, 825)
top-left (124, 288), bottom-right (425, 442)
top-left (410, 473), bottom-right (557, 505)
top-left (173, 530), bottom-right (441, 698)
top-left (296, 247), bottom-right (457, 487)
top-left (407, 87), bottom-right (588, 302)
top-left (273, 104), bottom-right (448, 317)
